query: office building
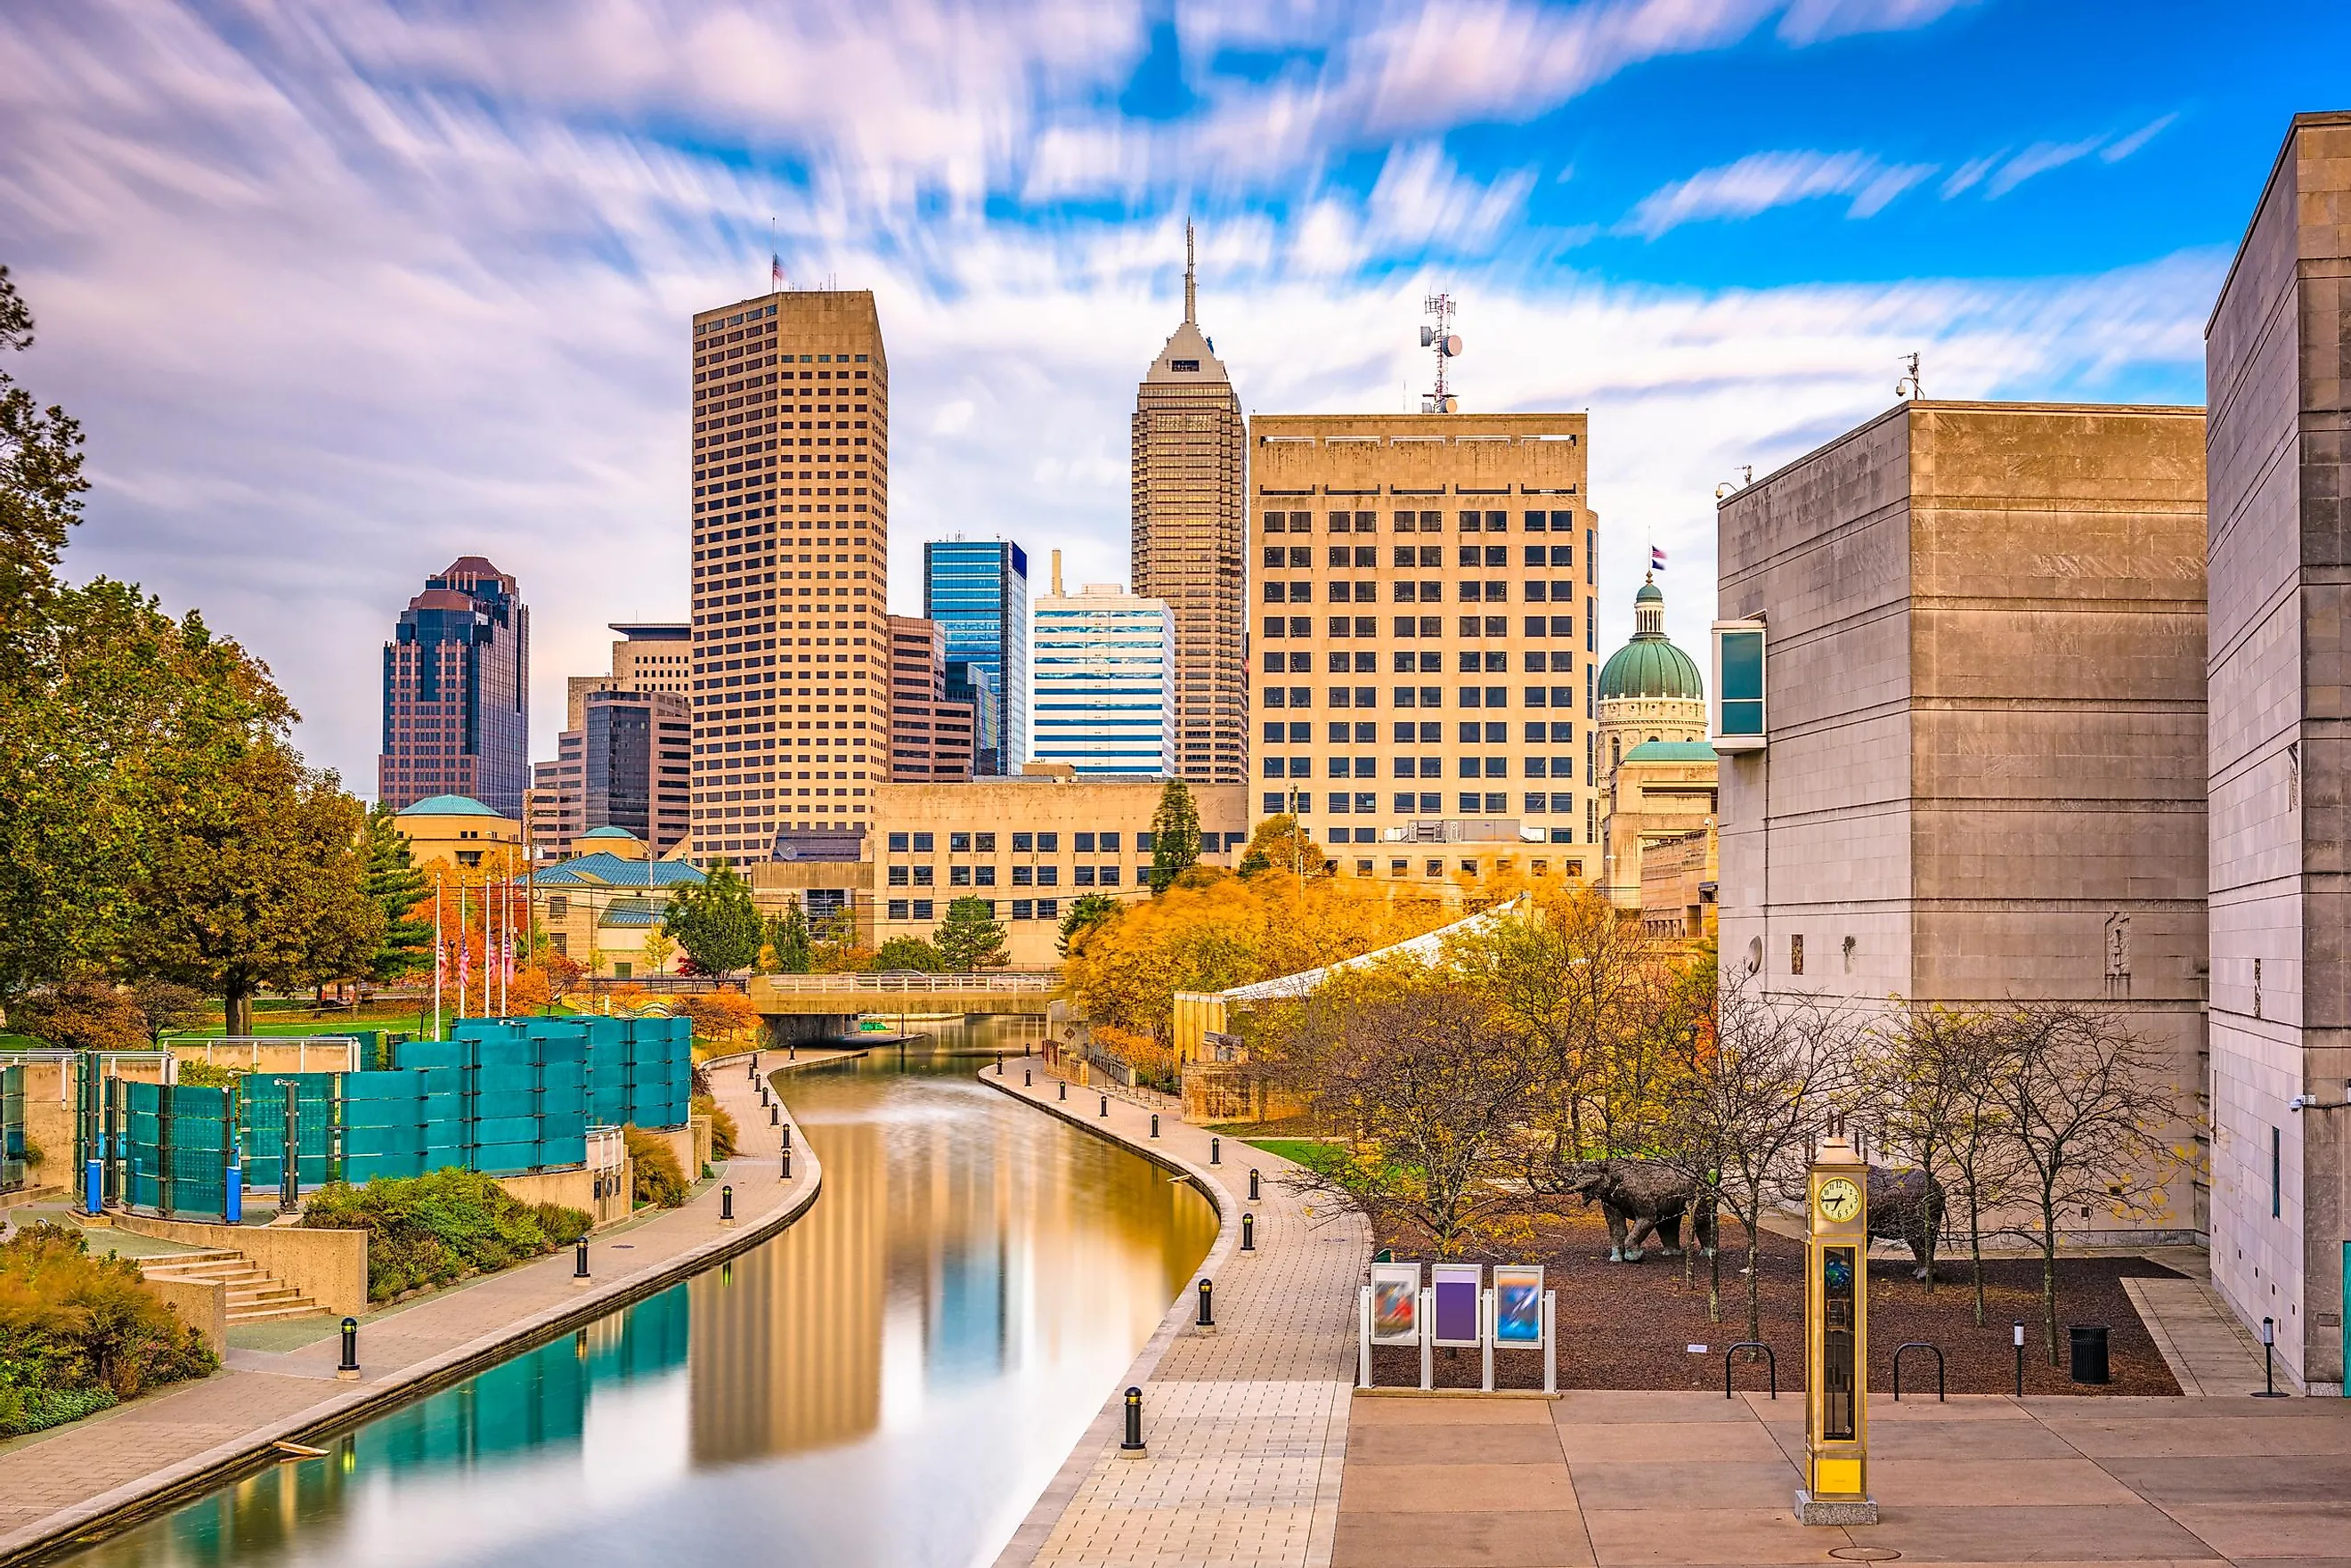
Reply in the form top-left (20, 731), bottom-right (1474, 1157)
top-left (1247, 411), bottom-right (1594, 882)
top-left (1031, 560), bottom-right (1175, 778)
top-left (568, 623), bottom-right (690, 730)
top-left (946, 658), bottom-right (998, 769)
top-left (2206, 111), bottom-right (2351, 1392)
top-left (923, 539), bottom-right (1027, 775)
top-left (378, 557), bottom-right (529, 816)
top-left (887, 614), bottom-right (974, 782)
top-left (533, 625), bottom-right (694, 859)
top-left (1132, 225), bottom-right (1247, 788)
top-left (686, 288), bottom-right (889, 861)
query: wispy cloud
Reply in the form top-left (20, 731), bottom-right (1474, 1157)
top-left (2103, 112), bottom-right (2179, 162)
top-left (1984, 136), bottom-right (2105, 198)
top-left (1622, 150), bottom-right (1934, 237)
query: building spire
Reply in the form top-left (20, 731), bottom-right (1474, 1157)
top-left (1184, 220), bottom-right (1197, 325)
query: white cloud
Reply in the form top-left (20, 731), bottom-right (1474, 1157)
top-left (1622, 150), bottom-right (1932, 237)
top-left (2103, 112), bottom-right (2179, 163)
top-left (1984, 136), bottom-right (2105, 198)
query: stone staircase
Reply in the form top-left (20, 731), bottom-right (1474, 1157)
top-left (139, 1248), bottom-right (324, 1324)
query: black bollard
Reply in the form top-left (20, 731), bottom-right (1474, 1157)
top-left (1058, 1081), bottom-right (1066, 1101)
top-left (1241, 1213), bottom-right (1256, 1251)
top-left (1197, 1279), bottom-right (1215, 1328)
top-left (783, 1146), bottom-right (793, 1180)
top-left (1249, 1167), bottom-right (1260, 1201)
top-left (782, 1124), bottom-right (792, 1150)
top-left (1151, 1113), bottom-right (1159, 1138)
top-left (1211, 1136), bottom-right (1221, 1165)
top-left (2013, 1320), bottom-right (2025, 1398)
top-left (720, 1185), bottom-right (734, 1222)
top-left (1100, 1095), bottom-right (1109, 1117)
top-left (338, 1316), bottom-right (359, 1378)
top-left (1025, 1069), bottom-right (1032, 1087)
top-left (747, 1059), bottom-right (757, 1080)
top-left (574, 1239), bottom-right (590, 1279)
top-left (1120, 1386), bottom-right (1145, 1453)
top-left (769, 1103), bottom-right (779, 1125)
top-left (2257, 1317), bottom-right (2288, 1397)
top-left (996, 1057), bottom-right (1005, 1076)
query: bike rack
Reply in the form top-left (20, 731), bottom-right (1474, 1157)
top-left (1722, 1341), bottom-right (1777, 1399)
top-left (1891, 1341), bottom-right (1945, 1401)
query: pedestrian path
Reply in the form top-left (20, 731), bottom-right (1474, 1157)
top-left (986, 1056), bottom-right (1371, 1568)
top-left (0, 1051), bottom-right (820, 1568)
top-left (2122, 1274), bottom-right (2282, 1397)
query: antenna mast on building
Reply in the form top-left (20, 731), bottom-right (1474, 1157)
top-left (1420, 294), bottom-right (1460, 413)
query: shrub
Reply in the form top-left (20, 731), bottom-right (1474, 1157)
top-left (0, 1223), bottom-right (217, 1416)
top-left (302, 1169), bottom-right (590, 1302)
top-left (624, 1125), bottom-right (689, 1208)
top-left (691, 1093), bottom-right (740, 1159)
top-left (175, 1060), bottom-right (240, 1089)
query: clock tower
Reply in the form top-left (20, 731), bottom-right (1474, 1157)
top-left (1798, 1125), bottom-right (1878, 1525)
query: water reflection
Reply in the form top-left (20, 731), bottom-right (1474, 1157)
top-left (53, 1042), bottom-right (1215, 1568)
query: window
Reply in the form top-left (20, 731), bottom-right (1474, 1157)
top-left (1137, 832), bottom-right (1155, 852)
top-left (547, 895), bottom-right (569, 920)
top-left (1013, 865), bottom-right (1033, 886)
top-left (1037, 833), bottom-right (1059, 852)
top-left (950, 867), bottom-right (972, 888)
top-left (950, 831), bottom-right (972, 853)
top-left (1074, 865), bottom-right (1096, 887)
top-left (1102, 832), bottom-right (1121, 853)
top-left (1101, 866), bottom-right (1122, 886)
top-left (1037, 898), bottom-right (1060, 920)
top-left (2274, 1126), bottom-right (2282, 1218)
top-left (912, 899), bottom-right (934, 920)
top-left (1013, 832), bottom-right (1033, 852)
top-left (975, 832), bottom-right (997, 852)
top-left (913, 832), bottom-right (933, 853)
top-left (1075, 832), bottom-right (1096, 853)
top-left (1013, 899), bottom-right (1034, 921)
top-left (914, 865), bottom-right (934, 887)
top-left (887, 832), bottom-right (909, 853)
top-left (975, 865), bottom-right (997, 887)
top-left (1037, 865), bottom-right (1060, 887)
top-left (888, 898), bottom-right (909, 919)
top-left (1791, 935), bottom-right (1805, 975)
top-left (888, 865), bottom-right (909, 886)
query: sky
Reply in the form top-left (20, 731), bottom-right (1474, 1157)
top-left (3, 0), bottom-right (2344, 793)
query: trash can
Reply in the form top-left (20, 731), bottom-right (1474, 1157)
top-left (2069, 1324), bottom-right (2110, 1385)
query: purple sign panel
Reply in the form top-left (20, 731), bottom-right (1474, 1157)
top-left (1431, 1263), bottom-right (1482, 1347)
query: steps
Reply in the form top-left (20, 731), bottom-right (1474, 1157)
top-left (139, 1248), bottom-right (325, 1323)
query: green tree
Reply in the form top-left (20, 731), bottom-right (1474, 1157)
top-left (0, 264), bottom-right (89, 635)
top-left (1055, 892), bottom-right (1119, 958)
top-left (762, 901), bottom-right (811, 974)
top-left (934, 897), bottom-right (1009, 971)
top-left (662, 860), bottom-right (762, 978)
top-left (1148, 778), bottom-right (1202, 893)
top-left (361, 802), bottom-right (432, 983)
top-left (874, 936), bottom-right (945, 971)
top-left (8, 978), bottom-right (149, 1053)
top-left (1236, 814), bottom-right (1325, 880)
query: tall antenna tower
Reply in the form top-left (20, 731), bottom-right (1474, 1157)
top-left (1420, 294), bottom-right (1461, 413)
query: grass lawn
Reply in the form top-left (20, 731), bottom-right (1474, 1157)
top-left (1236, 1137), bottom-right (1356, 1179)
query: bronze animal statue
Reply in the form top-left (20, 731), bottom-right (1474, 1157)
top-left (1865, 1165), bottom-right (1948, 1281)
top-left (1563, 1158), bottom-right (1715, 1263)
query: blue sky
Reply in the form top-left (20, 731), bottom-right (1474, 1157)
top-left (2, 0), bottom-right (2341, 789)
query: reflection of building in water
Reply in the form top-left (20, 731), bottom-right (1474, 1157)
top-left (901, 1101), bottom-right (1018, 1390)
top-left (691, 1120), bottom-right (885, 1461)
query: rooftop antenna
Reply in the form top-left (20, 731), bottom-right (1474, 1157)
top-left (1184, 220), bottom-right (1197, 326)
top-left (1420, 294), bottom-right (1460, 413)
top-left (1896, 353), bottom-right (1924, 400)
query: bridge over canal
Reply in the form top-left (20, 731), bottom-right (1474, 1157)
top-left (747, 971), bottom-right (1057, 1043)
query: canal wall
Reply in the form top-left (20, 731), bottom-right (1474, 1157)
top-left (980, 1058), bottom-right (1369, 1568)
top-left (0, 1049), bottom-right (834, 1568)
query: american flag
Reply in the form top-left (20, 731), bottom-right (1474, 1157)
top-left (771, 253), bottom-right (787, 290)
top-left (1649, 546), bottom-right (1666, 573)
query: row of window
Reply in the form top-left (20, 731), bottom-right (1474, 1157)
top-left (1263, 650), bottom-right (1580, 675)
top-left (887, 898), bottom-right (1062, 922)
top-left (1264, 616), bottom-right (1583, 640)
top-left (1265, 720), bottom-right (1580, 746)
top-left (1265, 755), bottom-right (1576, 779)
top-left (887, 864), bottom-right (1132, 888)
top-left (1265, 544), bottom-right (1579, 570)
top-left (1265, 580), bottom-right (1579, 604)
top-left (881, 829), bottom-right (1250, 856)
top-left (1265, 791), bottom-right (1582, 816)
top-left (1261, 510), bottom-right (1579, 534)
top-left (1262, 684), bottom-right (1582, 710)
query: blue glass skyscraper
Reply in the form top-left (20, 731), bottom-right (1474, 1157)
top-left (923, 540), bottom-right (1027, 775)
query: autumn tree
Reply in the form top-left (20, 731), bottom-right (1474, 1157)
top-left (1148, 778), bottom-right (1202, 893)
top-left (1236, 814), bottom-right (1325, 880)
top-left (1056, 892), bottom-right (1119, 958)
top-left (662, 861), bottom-right (762, 979)
top-left (9, 978), bottom-right (150, 1052)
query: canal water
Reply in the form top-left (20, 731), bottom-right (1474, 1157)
top-left (54, 1035), bottom-right (1216, 1568)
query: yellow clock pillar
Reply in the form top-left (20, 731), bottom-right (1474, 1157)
top-left (1797, 1127), bottom-right (1878, 1526)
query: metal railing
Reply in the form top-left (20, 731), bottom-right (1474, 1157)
top-left (756, 971), bottom-right (1059, 994)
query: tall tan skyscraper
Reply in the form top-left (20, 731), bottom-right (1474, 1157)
top-left (687, 289), bottom-right (890, 862)
top-left (1132, 226), bottom-right (1246, 787)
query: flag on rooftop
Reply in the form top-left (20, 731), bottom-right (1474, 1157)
top-left (771, 253), bottom-right (787, 290)
top-left (1650, 546), bottom-right (1666, 573)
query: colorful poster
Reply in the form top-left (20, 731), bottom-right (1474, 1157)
top-left (1370, 1262), bottom-right (1421, 1345)
top-left (1493, 1265), bottom-right (1543, 1346)
top-left (1431, 1262), bottom-right (1483, 1347)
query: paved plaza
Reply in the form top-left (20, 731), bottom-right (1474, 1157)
top-left (0, 1050), bottom-right (825, 1568)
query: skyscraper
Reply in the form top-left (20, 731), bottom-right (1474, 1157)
top-left (1132, 224), bottom-right (1247, 788)
top-left (922, 539), bottom-right (1027, 775)
top-left (378, 557), bottom-right (528, 816)
top-left (532, 687), bottom-right (693, 859)
top-left (1031, 564), bottom-right (1175, 778)
top-left (686, 289), bottom-right (890, 862)
top-left (886, 614), bottom-right (974, 782)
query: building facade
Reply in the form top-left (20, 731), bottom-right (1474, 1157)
top-left (870, 772), bottom-right (1249, 967)
top-left (2205, 111), bottom-right (2351, 1392)
top-left (1030, 576), bottom-right (1175, 777)
top-left (535, 624), bottom-right (694, 859)
top-left (1247, 411), bottom-right (1596, 882)
top-left (391, 793), bottom-right (523, 874)
top-left (1714, 397), bottom-right (2208, 1222)
top-left (886, 614), bottom-right (975, 782)
top-left (1131, 226), bottom-right (1248, 790)
top-left (567, 623), bottom-right (689, 731)
top-left (378, 557), bottom-right (529, 816)
top-left (686, 289), bottom-right (889, 862)
top-left (923, 539), bottom-right (1027, 776)
top-left (1595, 576), bottom-right (1712, 908)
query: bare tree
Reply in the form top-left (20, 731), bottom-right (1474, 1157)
top-left (1989, 1001), bottom-right (2184, 1362)
top-left (1862, 1001), bottom-right (2003, 1296)
top-left (1662, 978), bottom-right (1862, 1342)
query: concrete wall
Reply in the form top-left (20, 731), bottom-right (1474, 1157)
top-left (143, 1275), bottom-right (227, 1357)
top-left (2208, 110), bottom-right (2351, 1391)
top-left (110, 1215), bottom-right (369, 1316)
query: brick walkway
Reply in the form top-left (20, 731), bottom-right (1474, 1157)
top-left (985, 1056), bottom-right (1371, 1568)
top-left (0, 1050), bottom-right (824, 1568)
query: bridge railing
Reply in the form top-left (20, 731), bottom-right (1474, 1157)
top-left (755, 971), bottom-right (1060, 995)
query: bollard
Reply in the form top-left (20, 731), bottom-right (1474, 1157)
top-left (783, 1146), bottom-right (793, 1181)
top-left (770, 1103), bottom-right (780, 1125)
top-left (1025, 1069), bottom-right (1032, 1087)
top-left (2013, 1320), bottom-right (2025, 1398)
top-left (1151, 1113), bottom-right (1160, 1139)
top-left (782, 1124), bottom-right (793, 1150)
top-left (1120, 1386), bottom-right (1146, 1454)
top-left (337, 1316), bottom-right (360, 1380)
top-left (1211, 1136), bottom-right (1221, 1165)
top-left (1058, 1081), bottom-right (1067, 1101)
top-left (720, 1185), bottom-right (734, 1222)
top-left (1100, 1095), bottom-right (1110, 1117)
top-left (2257, 1316), bottom-right (2288, 1397)
top-left (997, 1058), bottom-right (1005, 1076)
top-left (747, 1059), bottom-right (757, 1080)
top-left (1197, 1279), bottom-right (1215, 1328)
top-left (1249, 1168), bottom-right (1260, 1201)
top-left (574, 1239), bottom-right (590, 1280)
top-left (1241, 1213), bottom-right (1256, 1252)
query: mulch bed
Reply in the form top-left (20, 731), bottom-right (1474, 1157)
top-left (1364, 1206), bottom-right (2183, 1396)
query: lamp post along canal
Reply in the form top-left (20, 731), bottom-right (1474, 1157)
top-left (1797, 1126), bottom-right (1877, 1525)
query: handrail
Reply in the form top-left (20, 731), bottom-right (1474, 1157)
top-left (755, 971), bottom-right (1059, 993)
top-left (1723, 1341), bottom-right (1777, 1399)
top-left (1892, 1341), bottom-right (1945, 1401)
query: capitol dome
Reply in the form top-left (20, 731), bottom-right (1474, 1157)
top-left (1598, 578), bottom-right (1704, 701)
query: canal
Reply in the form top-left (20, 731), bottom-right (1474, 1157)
top-left (53, 1039), bottom-right (1216, 1568)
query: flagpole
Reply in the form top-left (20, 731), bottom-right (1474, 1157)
top-left (433, 873), bottom-right (443, 1042)
top-left (460, 881), bottom-right (469, 1020)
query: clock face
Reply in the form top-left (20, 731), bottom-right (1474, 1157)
top-left (1817, 1177), bottom-right (1863, 1223)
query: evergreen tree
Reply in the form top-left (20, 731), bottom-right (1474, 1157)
top-left (934, 897), bottom-right (1010, 971)
top-left (762, 900), bottom-right (812, 974)
top-left (361, 801), bottom-right (432, 982)
top-left (662, 860), bottom-right (763, 978)
top-left (874, 936), bottom-right (945, 971)
top-left (1055, 892), bottom-right (1119, 958)
top-left (1148, 778), bottom-right (1202, 894)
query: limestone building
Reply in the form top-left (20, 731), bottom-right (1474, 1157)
top-left (534, 624), bottom-right (694, 859)
top-left (1715, 399), bottom-right (2208, 1226)
top-left (2206, 110), bottom-right (2351, 1392)
top-left (686, 288), bottom-right (889, 862)
top-left (1131, 226), bottom-right (1247, 788)
top-left (1595, 575), bottom-right (1714, 908)
top-left (1248, 411), bottom-right (1596, 882)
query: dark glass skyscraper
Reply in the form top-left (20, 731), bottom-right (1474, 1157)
top-left (922, 540), bottom-right (1027, 775)
top-left (378, 557), bottom-right (529, 816)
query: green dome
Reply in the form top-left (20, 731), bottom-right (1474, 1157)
top-left (396, 793), bottom-right (501, 818)
top-left (1599, 575), bottom-right (1704, 701)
